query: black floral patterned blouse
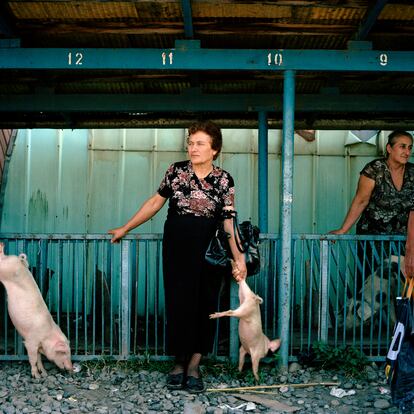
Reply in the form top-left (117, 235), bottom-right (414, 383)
top-left (157, 160), bottom-right (235, 219)
top-left (356, 158), bottom-right (414, 235)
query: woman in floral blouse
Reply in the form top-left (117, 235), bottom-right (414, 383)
top-left (109, 120), bottom-right (246, 393)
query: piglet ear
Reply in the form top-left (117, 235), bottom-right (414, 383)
top-left (255, 296), bottom-right (263, 305)
top-left (55, 341), bottom-right (69, 353)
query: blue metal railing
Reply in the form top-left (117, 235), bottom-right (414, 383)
top-left (289, 234), bottom-right (405, 362)
top-left (0, 233), bottom-right (405, 362)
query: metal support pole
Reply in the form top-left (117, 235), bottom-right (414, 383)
top-left (319, 240), bottom-right (329, 342)
top-left (278, 70), bottom-right (295, 367)
top-left (258, 111), bottom-right (269, 233)
top-left (121, 241), bottom-right (130, 358)
top-left (16, 239), bottom-right (25, 356)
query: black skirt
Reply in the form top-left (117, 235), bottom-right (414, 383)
top-left (162, 214), bottom-right (224, 358)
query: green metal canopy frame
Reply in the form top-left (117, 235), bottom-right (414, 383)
top-left (0, 40), bottom-right (413, 367)
top-left (1, 42), bottom-right (412, 71)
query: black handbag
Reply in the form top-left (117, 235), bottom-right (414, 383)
top-left (205, 210), bottom-right (260, 277)
top-left (386, 279), bottom-right (414, 412)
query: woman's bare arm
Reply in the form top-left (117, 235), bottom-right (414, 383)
top-left (329, 174), bottom-right (375, 234)
top-left (108, 193), bottom-right (167, 243)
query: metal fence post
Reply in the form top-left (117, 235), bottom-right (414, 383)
top-left (16, 239), bottom-right (25, 356)
top-left (319, 239), bottom-right (329, 343)
top-left (121, 240), bottom-right (130, 358)
top-left (278, 69), bottom-right (295, 367)
top-left (258, 111), bottom-right (268, 233)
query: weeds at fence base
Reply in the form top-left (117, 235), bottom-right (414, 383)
top-left (298, 341), bottom-right (369, 379)
top-left (79, 356), bottom-right (281, 385)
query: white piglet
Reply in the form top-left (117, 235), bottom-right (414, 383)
top-left (210, 278), bottom-right (280, 381)
top-left (0, 243), bottom-right (73, 378)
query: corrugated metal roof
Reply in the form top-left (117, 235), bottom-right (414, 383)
top-left (0, 0), bottom-right (414, 128)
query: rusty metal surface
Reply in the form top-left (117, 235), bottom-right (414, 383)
top-left (1, 1), bottom-right (414, 127)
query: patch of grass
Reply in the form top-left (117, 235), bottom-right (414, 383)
top-left (311, 341), bottom-right (369, 379)
top-left (201, 359), bottom-right (240, 377)
top-left (201, 358), bottom-right (278, 385)
top-left (80, 354), bottom-right (173, 374)
top-left (81, 356), bottom-right (116, 371)
top-left (79, 354), bottom-right (278, 384)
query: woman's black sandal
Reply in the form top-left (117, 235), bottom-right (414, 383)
top-left (185, 375), bottom-right (206, 393)
top-left (166, 372), bottom-right (186, 390)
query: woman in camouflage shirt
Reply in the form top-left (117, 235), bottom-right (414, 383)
top-left (330, 130), bottom-right (414, 290)
top-left (330, 130), bottom-right (414, 236)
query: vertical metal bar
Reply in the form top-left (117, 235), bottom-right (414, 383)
top-left (161, 238), bottom-right (167, 355)
top-left (229, 279), bottom-right (239, 363)
top-left (308, 240), bottom-right (314, 349)
top-left (132, 240), bottom-right (138, 354)
top-left (258, 240), bottom-right (269, 334)
top-left (91, 241), bottom-right (96, 355)
top-left (319, 240), bottom-right (329, 342)
top-left (107, 240), bottom-right (113, 355)
top-left (258, 111), bottom-right (268, 233)
top-left (145, 241), bottom-right (149, 351)
top-left (334, 242), bottom-right (340, 346)
top-left (121, 240), bottom-right (130, 358)
top-left (83, 240), bottom-right (88, 353)
top-left (278, 69), bottom-right (295, 367)
top-left (298, 239), bottom-right (305, 351)
top-left (16, 239), bottom-right (25, 356)
top-left (57, 241), bottom-right (63, 325)
top-left (181, 0), bottom-right (194, 38)
top-left (66, 241), bottom-right (72, 343)
top-left (273, 238), bottom-right (278, 340)
top-left (100, 240), bottom-right (105, 354)
top-left (74, 241), bottom-right (79, 354)
top-left (377, 241), bottom-right (384, 353)
top-left (24, 131), bottom-right (31, 232)
top-left (353, 0), bottom-right (388, 41)
top-left (360, 241), bottom-right (367, 351)
top-left (290, 241), bottom-right (296, 355)
top-left (155, 240), bottom-right (160, 355)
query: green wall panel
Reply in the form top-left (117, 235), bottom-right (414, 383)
top-left (0, 128), bottom-right (395, 236)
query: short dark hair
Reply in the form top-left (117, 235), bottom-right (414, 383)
top-left (187, 120), bottom-right (222, 160)
top-left (387, 130), bottom-right (413, 147)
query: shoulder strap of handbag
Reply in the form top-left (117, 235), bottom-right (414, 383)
top-left (403, 278), bottom-right (414, 299)
top-left (407, 278), bottom-right (414, 299)
top-left (222, 210), bottom-right (246, 254)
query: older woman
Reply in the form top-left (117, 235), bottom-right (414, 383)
top-left (330, 130), bottom-right (414, 290)
top-left (109, 120), bottom-right (246, 393)
top-left (331, 130), bottom-right (414, 236)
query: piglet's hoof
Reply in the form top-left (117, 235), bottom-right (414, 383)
top-left (31, 371), bottom-right (41, 379)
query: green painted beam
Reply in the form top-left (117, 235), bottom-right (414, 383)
top-left (0, 47), bottom-right (412, 71)
top-left (352, 0), bottom-right (388, 41)
top-left (180, 0), bottom-right (194, 38)
top-left (0, 93), bottom-right (411, 113)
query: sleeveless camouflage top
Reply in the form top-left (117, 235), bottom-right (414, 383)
top-left (356, 158), bottom-right (414, 235)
